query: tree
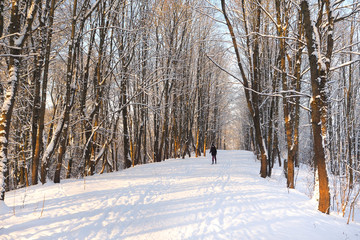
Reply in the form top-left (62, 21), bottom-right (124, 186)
top-left (221, 0), bottom-right (268, 178)
top-left (274, 0), bottom-right (304, 188)
top-left (32, 0), bottom-right (57, 185)
top-left (0, 0), bottom-right (39, 201)
top-left (300, 0), bottom-right (331, 214)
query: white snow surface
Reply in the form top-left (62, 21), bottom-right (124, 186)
top-left (1, 150), bottom-right (360, 240)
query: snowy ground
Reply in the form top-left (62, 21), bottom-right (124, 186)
top-left (1, 150), bottom-right (360, 240)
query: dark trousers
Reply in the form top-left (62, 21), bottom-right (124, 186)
top-left (212, 155), bottom-right (217, 164)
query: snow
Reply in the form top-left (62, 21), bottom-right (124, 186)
top-left (2, 65), bottom-right (18, 113)
top-left (1, 150), bottom-right (360, 240)
top-left (14, 35), bottom-right (25, 47)
top-left (313, 27), bottom-right (327, 71)
top-left (0, 136), bottom-right (7, 144)
top-left (313, 169), bottom-right (320, 202)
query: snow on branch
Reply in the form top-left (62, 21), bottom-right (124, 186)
top-left (257, 3), bottom-right (279, 28)
top-left (240, 32), bottom-right (306, 45)
top-left (330, 59), bottom-right (360, 71)
top-left (206, 54), bottom-right (244, 85)
top-left (334, 4), bottom-right (360, 23)
top-left (206, 54), bottom-right (311, 102)
top-left (333, 41), bottom-right (360, 54)
top-left (338, 51), bottom-right (360, 56)
top-left (15, 1), bottom-right (38, 47)
top-left (82, 0), bottom-right (102, 21)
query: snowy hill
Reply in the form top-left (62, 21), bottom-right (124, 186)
top-left (1, 150), bottom-right (359, 240)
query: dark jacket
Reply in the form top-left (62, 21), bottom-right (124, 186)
top-left (210, 145), bottom-right (217, 156)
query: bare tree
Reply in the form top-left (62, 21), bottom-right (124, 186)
top-left (0, 0), bottom-right (39, 200)
top-left (221, 0), bottom-right (268, 177)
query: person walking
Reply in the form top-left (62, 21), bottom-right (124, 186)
top-left (209, 143), bottom-right (217, 164)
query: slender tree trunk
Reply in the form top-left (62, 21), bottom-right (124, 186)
top-left (275, 0), bottom-right (295, 188)
top-left (19, 133), bottom-right (29, 187)
top-left (0, 0), bottom-right (4, 38)
top-left (66, 158), bottom-right (72, 179)
top-left (80, 20), bottom-right (96, 176)
top-left (346, 18), bottom-right (355, 189)
top-left (118, 0), bottom-right (132, 168)
top-left (121, 76), bottom-right (131, 168)
top-left (34, 0), bottom-right (56, 185)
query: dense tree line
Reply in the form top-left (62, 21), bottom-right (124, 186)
top-left (0, 0), bottom-right (229, 200)
top-left (221, 0), bottom-right (360, 217)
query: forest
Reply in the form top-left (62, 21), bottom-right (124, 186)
top-left (0, 0), bottom-right (359, 220)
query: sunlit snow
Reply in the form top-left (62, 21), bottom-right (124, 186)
top-left (1, 150), bottom-right (359, 240)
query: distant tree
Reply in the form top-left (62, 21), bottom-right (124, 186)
top-left (221, 0), bottom-right (268, 178)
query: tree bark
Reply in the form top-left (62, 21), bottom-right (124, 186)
top-left (33, 0), bottom-right (56, 185)
top-left (301, 0), bottom-right (330, 214)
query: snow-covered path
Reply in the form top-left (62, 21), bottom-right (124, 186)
top-left (1, 150), bottom-right (359, 240)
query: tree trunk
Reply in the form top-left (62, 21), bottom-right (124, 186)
top-left (33, 0), bottom-right (56, 185)
top-left (121, 78), bottom-right (131, 168)
top-left (301, 0), bottom-right (330, 214)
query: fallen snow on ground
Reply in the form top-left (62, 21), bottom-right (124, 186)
top-left (1, 150), bottom-right (359, 240)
